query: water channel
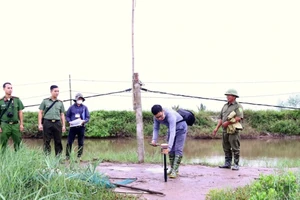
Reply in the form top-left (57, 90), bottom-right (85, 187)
top-left (21, 137), bottom-right (300, 167)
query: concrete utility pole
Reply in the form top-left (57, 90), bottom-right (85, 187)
top-left (131, 0), bottom-right (135, 76)
top-left (131, 0), bottom-right (144, 163)
top-left (133, 73), bottom-right (145, 163)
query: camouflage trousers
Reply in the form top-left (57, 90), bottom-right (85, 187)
top-left (222, 131), bottom-right (240, 165)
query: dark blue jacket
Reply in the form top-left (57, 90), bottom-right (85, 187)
top-left (66, 103), bottom-right (90, 123)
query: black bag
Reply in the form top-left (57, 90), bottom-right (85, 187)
top-left (177, 109), bottom-right (196, 126)
top-left (42, 100), bottom-right (58, 124)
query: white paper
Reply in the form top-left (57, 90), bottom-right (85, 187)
top-left (69, 118), bottom-right (85, 127)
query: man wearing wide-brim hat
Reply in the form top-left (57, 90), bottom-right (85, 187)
top-left (212, 89), bottom-right (244, 170)
top-left (65, 93), bottom-right (90, 160)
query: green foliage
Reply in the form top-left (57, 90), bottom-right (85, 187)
top-left (22, 109), bottom-right (300, 138)
top-left (194, 111), bottom-right (215, 128)
top-left (268, 120), bottom-right (300, 135)
top-left (206, 171), bottom-right (300, 200)
top-left (22, 111), bottom-right (40, 137)
top-left (244, 109), bottom-right (300, 135)
top-left (206, 185), bottom-right (252, 200)
top-left (250, 171), bottom-right (299, 200)
top-left (0, 145), bottom-right (136, 200)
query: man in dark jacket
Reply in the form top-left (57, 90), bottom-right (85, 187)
top-left (65, 93), bottom-right (90, 160)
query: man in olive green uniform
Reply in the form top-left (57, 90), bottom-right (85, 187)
top-left (0, 82), bottom-right (24, 152)
top-left (38, 85), bottom-right (66, 156)
top-left (213, 89), bottom-right (243, 170)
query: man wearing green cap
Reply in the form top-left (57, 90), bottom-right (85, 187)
top-left (0, 82), bottom-right (24, 152)
top-left (213, 89), bottom-right (244, 170)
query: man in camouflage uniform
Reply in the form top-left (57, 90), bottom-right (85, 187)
top-left (213, 89), bottom-right (243, 170)
top-left (0, 82), bottom-right (24, 152)
top-left (38, 85), bottom-right (66, 156)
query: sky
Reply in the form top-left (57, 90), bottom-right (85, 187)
top-left (1, 0), bottom-right (300, 112)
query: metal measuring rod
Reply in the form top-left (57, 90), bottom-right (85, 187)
top-left (160, 143), bottom-right (168, 182)
top-left (149, 143), bottom-right (168, 182)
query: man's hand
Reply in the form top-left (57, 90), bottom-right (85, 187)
top-left (20, 124), bottom-right (24, 132)
top-left (38, 124), bottom-right (43, 131)
top-left (0, 127), bottom-right (2, 133)
top-left (62, 126), bottom-right (66, 133)
top-left (222, 121), bottom-right (230, 128)
top-left (151, 140), bottom-right (158, 146)
top-left (212, 128), bottom-right (218, 137)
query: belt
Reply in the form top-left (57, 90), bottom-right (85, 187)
top-left (45, 119), bottom-right (60, 123)
top-left (2, 121), bottom-right (19, 125)
top-left (71, 125), bottom-right (83, 128)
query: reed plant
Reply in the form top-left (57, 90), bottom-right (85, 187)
top-left (0, 144), bottom-right (137, 200)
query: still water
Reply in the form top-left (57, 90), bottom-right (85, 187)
top-left (22, 137), bottom-right (300, 167)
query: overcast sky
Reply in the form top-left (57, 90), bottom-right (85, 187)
top-left (1, 0), bottom-right (299, 112)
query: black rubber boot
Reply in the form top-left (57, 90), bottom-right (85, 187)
top-left (219, 155), bottom-right (232, 168)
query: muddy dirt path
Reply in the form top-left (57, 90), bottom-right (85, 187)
top-left (96, 162), bottom-right (282, 200)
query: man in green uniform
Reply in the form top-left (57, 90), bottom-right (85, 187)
top-left (0, 82), bottom-right (24, 152)
top-left (213, 89), bottom-right (243, 170)
top-left (38, 85), bottom-right (66, 156)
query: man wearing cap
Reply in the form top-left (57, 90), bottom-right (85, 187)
top-left (38, 85), bottom-right (66, 156)
top-left (0, 82), bottom-right (24, 152)
top-left (65, 93), bottom-right (90, 160)
top-left (212, 89), bottom-right (244, 170)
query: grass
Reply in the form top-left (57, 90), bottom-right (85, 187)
top-left (82, 147), bottom-right (300, 168)
top-left (84, 148), bottom-right (163, 163)
top-left (3, 140), bottom-right (300, 200)
top-left (206, 170), bottom-right (300, 200)
top-left (0, 144), bottom-right (138, 200)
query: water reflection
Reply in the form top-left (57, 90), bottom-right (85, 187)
top-left (22, 137), bottom-right (300, 167)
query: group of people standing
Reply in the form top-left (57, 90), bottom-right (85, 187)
top-left (1, 81), bottom-right (243, 178)
top-left (0, 82), bottom-right (90, 160)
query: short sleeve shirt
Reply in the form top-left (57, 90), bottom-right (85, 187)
top-left (0, 97), bottom-right (24, 122)
top-left (39, 98), bottom-right (65, 120)
top-left (218, 101), bottom-right (244, 124)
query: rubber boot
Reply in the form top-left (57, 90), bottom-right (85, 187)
top-left (219, 155), bottom-right (232, 169)
top-left (167, 154), bottom-right (175, 175)
top-left (232, 154), bottom-right (239, 170)
top-left (169, 155), bottom-right (182, 178)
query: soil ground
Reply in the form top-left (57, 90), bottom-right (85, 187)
top-left (96, 162), bottom-right (285, 200)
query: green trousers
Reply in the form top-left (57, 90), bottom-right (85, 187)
top-left (0, 122), bottom-right (21, 151)
top-left (222, 131), bottom-right (240, 165)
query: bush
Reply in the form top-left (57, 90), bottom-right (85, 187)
top-left (206, 171), bottom-right (300, 200)
top-left (21, 109), bottom-right (300, 138)
top-left (250, 171), bottom-right (299, 200)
